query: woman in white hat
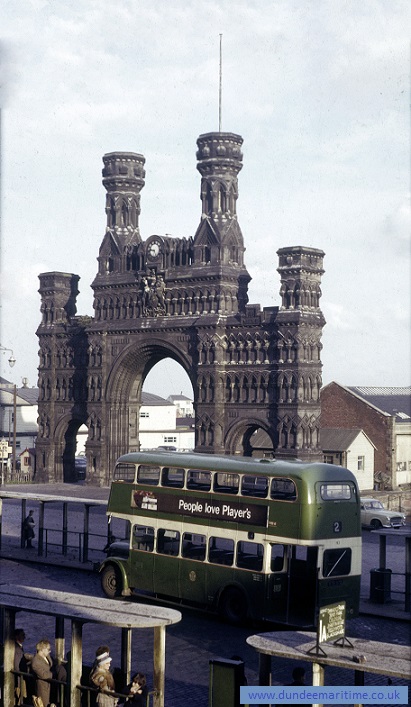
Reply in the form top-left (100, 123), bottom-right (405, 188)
top-left (90, 649), bottom-right (117, 707)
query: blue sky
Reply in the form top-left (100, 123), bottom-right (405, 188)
top-left (0, 0), bottom-right (410, 397)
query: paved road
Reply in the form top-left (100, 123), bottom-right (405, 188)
top-left (1, 557), bottom-right (410, 707)
top-left (1, 487), bottom-right (410, 705)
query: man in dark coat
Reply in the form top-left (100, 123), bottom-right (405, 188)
top-left (22, 510), bottom-right (35, 548)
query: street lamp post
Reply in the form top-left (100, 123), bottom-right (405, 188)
top-left (0, 346), bottom-right (17, 481)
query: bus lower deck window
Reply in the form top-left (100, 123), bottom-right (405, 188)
top-left (182, 532), bottom-right (206, 561)
top-left (209, 537), bottom-right (234, 565)
top-left (236, 540), bottom-right (264, 571)
top-left (323, 548), bottom-right (351, 577)
top-left (157, 529), bottom-right (180, 556)
top-left (132, 524), bottom-right (155, 552)
top-left (271, 544), bottom-right (286, 571)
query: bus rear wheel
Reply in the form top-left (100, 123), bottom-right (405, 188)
top-left (219, 587), bottom-right (248, 624)
top-left (101, 564), bottom-right (122, 599)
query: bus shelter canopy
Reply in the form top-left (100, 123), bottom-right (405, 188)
top-left (0, 583), bottom-right (181, 628)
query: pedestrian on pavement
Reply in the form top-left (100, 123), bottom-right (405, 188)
top-left (126, 672), bottom-right (148, 707)
top-left (31, 639), bottom-right (53, 707)
top-left (22, 510), bottom-right (35, 548)
top-left (90, 649), bottom-right (117, 707)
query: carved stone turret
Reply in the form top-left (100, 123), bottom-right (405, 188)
top-left (275, 246), bottom-right (326, 461)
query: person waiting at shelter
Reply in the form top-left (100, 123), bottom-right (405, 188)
top-left (288, 666), bottom-right (306, 685)
top-left (14, 628), bottom-right (33, 702)
top-left (31, 639), bottom-right (53, 707)
top-left (22, 510), bottom-right (35, 548)
top-left (126, 672), bottom-right (148, 707)
top-left (90, 649), bottom-right (118, 707)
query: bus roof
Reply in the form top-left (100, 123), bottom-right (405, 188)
top-left (116, 451), bottom-right (356, 483)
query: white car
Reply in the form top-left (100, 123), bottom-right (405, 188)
top-left (360, 497), bottom-right (406, 529)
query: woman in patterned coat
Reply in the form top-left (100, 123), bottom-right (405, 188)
top-left (90, 651), bottom-right (117, 707)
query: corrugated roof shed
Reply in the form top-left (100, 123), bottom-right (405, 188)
top-left (347, 387), bottom-right (411, 420)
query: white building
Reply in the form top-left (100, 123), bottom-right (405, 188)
top-left (167, 394), bottom-right (194, 418)
top-left (321, 428), bottom-right (375, 491)
top-left (0, 378), bottom-right (38, 459)
top-left (139, 392), bottom-right (194, 451)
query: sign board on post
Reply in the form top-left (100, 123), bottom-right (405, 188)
top-left (308, 601), bottom-right (353, 656)
top-left (0, 438), bottom-right (11, 459)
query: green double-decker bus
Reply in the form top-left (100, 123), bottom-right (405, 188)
top-left (100, 451), bottom-right (361, 626)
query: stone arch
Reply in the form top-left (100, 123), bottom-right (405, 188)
top-left (54, 413), bottom-right (89, 483)
top-left (225, 417), bottom-right (276, 457)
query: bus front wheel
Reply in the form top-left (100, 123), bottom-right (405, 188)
top-left (101, 564), bottom-right (122, 599)
top-left (219, 587), bottom-right (248, 624)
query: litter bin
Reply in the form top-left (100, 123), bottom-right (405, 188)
top-left (369, 568), bottom-right (392, 603)
top-left (209, 658), bottom-right (247, 707)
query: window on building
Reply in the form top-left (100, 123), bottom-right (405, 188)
top-left (163, 436), bottom-right (177, 443)
top-left (140, 412), bottom-right (149, 418)
top-left (357, 456), bottom-right (365, 471)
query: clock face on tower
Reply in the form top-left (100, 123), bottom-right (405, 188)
top-left (146, 237), bottom-right (163, 261)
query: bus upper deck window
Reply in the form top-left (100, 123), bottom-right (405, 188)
top-left (214, 472), bottom-right (239, 494)
top-left (187, 470), bottom-right (211, 491)
top-left (137, 465), bottom-right (160, 485)
top-left (241, 475), bottom-right (268, 498)
top-left (161, 467), bottom-right (185, 488)
top-left (320, 483), bottom-right (352, 500)
top-left (114, 463), bottom-right (136, 481)
top-left (270, 477), bottom-right (297, 501)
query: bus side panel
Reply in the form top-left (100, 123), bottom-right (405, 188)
top-left (153, 554), bottom-right (180, 597)
top-left (318, 576), bottom-right (361, 618)
top-left (129, 550), bottom-right (155, 593)
top-left (179, 559), bottom-right (208, 604)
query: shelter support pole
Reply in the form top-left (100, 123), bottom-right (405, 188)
top-left (153, 625), bottom-right (166, 707)
top-left (258, 653), bottom-right (271, 686)
top-left (312, 661), bottom-right (324, 707)
top-left (55, 616), bottom-right (65, 661)
top-left (405, 536), bottom-right (411, 612)
top-left (83, 504), bottom-right (90, 562)
top-left (1, 606), bottom-right (16, 707)
top-left (379, 535), bottom-right (387, 569)
top-left (121, 627), bottom-right (132, 686)
top-left (20, 499), bottom-right (26, 548)
top-left (62, 502), bottom-right (68, 556)
top-left (38, 501), bottom-right (45, 556)
top-left (70, 619), bottom-right (83, 707)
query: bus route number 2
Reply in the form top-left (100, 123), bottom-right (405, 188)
top-left (333, 521), bottom-right (342, 533)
